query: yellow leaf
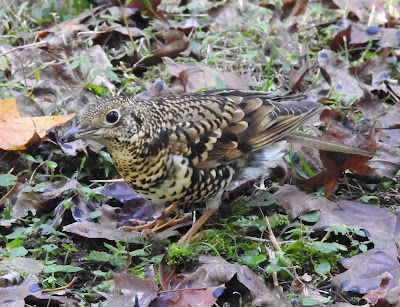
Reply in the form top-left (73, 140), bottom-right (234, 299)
top-left (0, 98), bottom-right (76, 150)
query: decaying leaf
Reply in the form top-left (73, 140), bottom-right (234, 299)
top-left (301, 109), bottom-right (375, 195)
top-left (140, 30), bottom-right (190, 67)
top-left (163, 57), bottom-right (251, 93)
top-left (325, 0), bottom-right (387, 23)
top-left (0, 274), bottom-right (41, 306)
top-left (0, 258), bottom-right (44, 276)
top-left (360, 272), bottom-right (392, 305)
top-left (318, 49), bottom-right (365, 102)
top-left (301, 149), bottom-right (374, 195)
top-left (164, 256), bottom-right (291, 306)
top-left (275, 185), bottom-right (400, 250)
top-left (274, 185), bottom-right (400, 294)
top-left (281, 0), bottom-right (309, 19)
top-left (292, 273), bottom-right (327, 304)
top-left (332, 248), bottom-right (400, 294)
top-left (7, 180), bottom-right (79, 219)
top-left (98, 267), bottom-right (158, 306)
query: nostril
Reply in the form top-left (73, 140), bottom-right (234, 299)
top-left (59, 125), bottom-right (81, 143)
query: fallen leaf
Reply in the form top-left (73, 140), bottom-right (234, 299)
top-left (356, 90), bottom-right (386, 119)
top-left (0, 28), bottom-right (116, 112)
top-left (163, 57), bottom-right (251, 93)
top-left (169, 287), bottom-right (224, 307)
top-left (100, 182), bottom-right (140, 203)
top-left (147, 30), bottom-right (189, 65)
top-left (8, 180), bottom-right (79, 218)
top-left (0, 275), bottom-right (41, 307)
top-left (350, 23), bottom-right (400, 48)
top-left (301, 109), bottom-right (375, 195)
top-left (301, 150), bottom-right (373, 195)
top-left (63, 203), bottom-right (187, 241)
top-left (332, 248), bottom-right (400, 294)
top-left (126, 0), bottom-right (166, 21)
top-left (274, 185), bottom-right (400, 294)
top-left (289, 64), bottom-right (308, 90)
top-left (360, 272), bottom-right (391, 305)
top-left (0, 98), bottom-right (75, 150)
top-left (98, 268), bottom-right (158, 306)
top-left (209, 2), bottom-right (240, 25)
top-left (292, 273), bottom-right (327, 303)
top-left (330, 25), bottom-right (352, 51)
top-left (281, 0), bottom-right (309, 19)
top-left (166, 256), bottom-right (291, 306)
top-left (273, 184), bottom-right (337, 221)
top-left (325, 0), bottom-right (387, 23)
top-left (0, 258), bottom-right (44, 276)
top-left (348, 48), bottom-right (391, 92)
top-left (318, 49), bottom-right (364, 102)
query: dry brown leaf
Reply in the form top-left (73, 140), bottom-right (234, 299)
top-left (274, 185), bottom-right (400, 294)
top-left (350, 23), bottom-right (400, 48)
top-left (0, 98), bottom-right (75, 150)
top-left (301, 150), bottom-right (374, 195)
top-left (292, 273), bottom-right (327, 303)
top-left (326, 0), bottom-right (387, 23)
top-left (289, 64), bottom-right (308, 90)
top-left (360, 272), bottom-right (391, 305)
top-left (208, 2), bottom-right (240, 25)
top-left (163, 57), bottom-right (251, 93)
top-left (330, 25), bottom-right (351, 51)
top-left (9, 180), bottom-right (79, 219)
top-left (318, 49), bottom-right (364, 102)
top-left (126, 0), bottom-right (166, 20)
top-left (332, 248), bottom-right (400, 294)
top-left (163, 255), bottom-right (290, 306)
top-left (300, 109), bottom-right (375, 195)
top-left (281, 0), bottom-right (309, 19)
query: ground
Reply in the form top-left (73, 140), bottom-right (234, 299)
top-left (0, 1), bottom-right (399, 306)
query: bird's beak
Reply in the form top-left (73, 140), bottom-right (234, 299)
top-left (60, 124), bottom-right (96, 143)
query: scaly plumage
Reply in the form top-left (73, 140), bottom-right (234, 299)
top-left (64, 89), bottom-right (327, 242)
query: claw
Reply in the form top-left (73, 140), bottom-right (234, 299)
top-left (120, 204), bottom-right (191, 234)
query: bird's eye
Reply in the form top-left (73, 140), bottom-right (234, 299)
top-left (106, 110), bottom-right (119, 124)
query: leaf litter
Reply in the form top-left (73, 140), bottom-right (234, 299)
top-left (0, 0), bottom-right (399, 306)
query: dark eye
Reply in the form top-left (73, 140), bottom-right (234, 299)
top-left (106, 110), bottom-right (119, 124)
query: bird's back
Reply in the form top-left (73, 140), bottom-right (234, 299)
top-left (109, 90), bottom-right (322, 205)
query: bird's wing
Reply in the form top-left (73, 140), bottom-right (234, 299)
top-left (162, 90), bottom-right (323, 169)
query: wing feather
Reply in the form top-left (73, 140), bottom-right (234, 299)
top-left (164, 90), bottom-right (322, 169)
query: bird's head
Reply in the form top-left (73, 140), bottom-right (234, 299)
top-left (62, 97), bottom-right (148, 148)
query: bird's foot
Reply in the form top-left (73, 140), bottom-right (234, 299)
top-left (120, 204), bottom-right (191, 233)
top-left (178, 209), bottom-right (218, 244)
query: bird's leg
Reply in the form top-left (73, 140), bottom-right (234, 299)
top-left (178, 209), bottom-right (218, 244)
top-left (122, 204), bottom-right (191, 233)
top-left (152, 206), bottom-right (191, 232)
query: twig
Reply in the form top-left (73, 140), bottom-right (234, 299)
top-left (90, 178), bottom-right (124, 183)
top-left (0, 174), bottom-right (20, 204)
top-left (0, 41), bottom-right (47, 57)
top-left (264, 214), bottom-right (280, 287)
top-left (159, 267), bottom-right (176, 291)
top-left (117, 0), bottom-right (138, 53)
top-left (158, 287), bottom-right (206, 294)
top-left (42, 277), bottom-right (78, 292)
top-left (264, 214), bottom-right (281, 252)
top-left (242, 236), bottom-right (270, 243)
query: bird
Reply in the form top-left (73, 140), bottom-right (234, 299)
top-left (63, 89), bottom-right (373, 243)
